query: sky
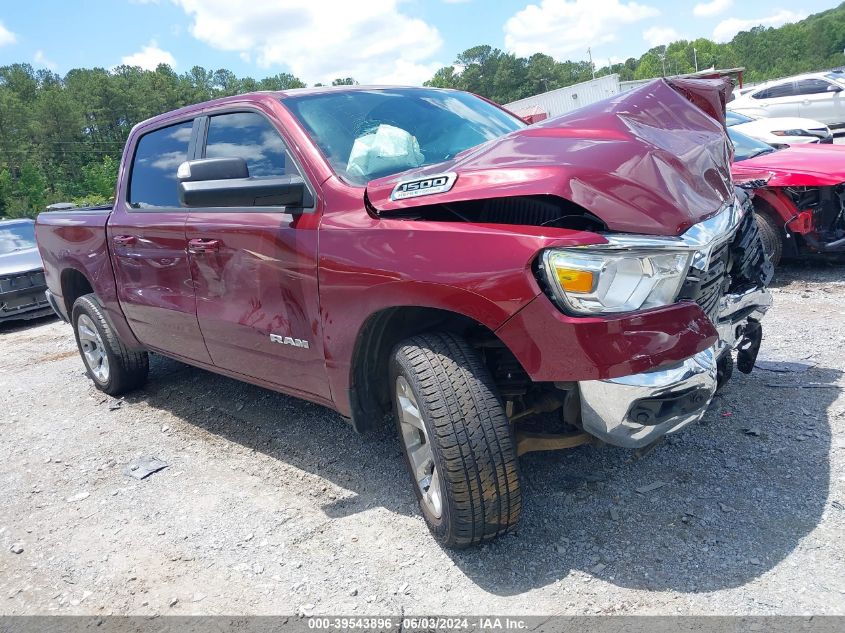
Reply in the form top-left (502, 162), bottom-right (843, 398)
top-left (0, 0), bottom-right (839, 86)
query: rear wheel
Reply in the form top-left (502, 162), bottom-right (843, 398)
top-left (72, 294), bottom-right (149, 396)
top-left (390, 332), bottom-right (521, 548)
top-left (755, 210), bottom-right (783, 267)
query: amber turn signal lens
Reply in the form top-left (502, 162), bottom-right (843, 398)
top-left (554, 268), bottom-right (594, 294)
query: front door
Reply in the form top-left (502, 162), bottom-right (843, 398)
top-left (795, 78), bottom-right (845, 125)
top-left (109, 118), bottom-right (212, 364)
top-left (185, 111), bottom-right (329, 399)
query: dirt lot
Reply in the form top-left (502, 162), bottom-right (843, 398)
top-left (1, 263), bottom-right (844, 616)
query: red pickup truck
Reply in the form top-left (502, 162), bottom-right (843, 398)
top-left (36, 79), bottom-right (772, 548)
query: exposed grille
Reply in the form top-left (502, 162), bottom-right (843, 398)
top-left (678, 208), bottom-right (771, 324)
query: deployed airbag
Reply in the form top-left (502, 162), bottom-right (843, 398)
top-left (347, 124), bottom-right (424, 180)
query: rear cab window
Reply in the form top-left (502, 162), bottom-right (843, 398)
top-left (128, 120), bottom-right (194, 209)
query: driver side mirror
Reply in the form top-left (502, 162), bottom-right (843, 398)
top-left (177, 157), bottom-right (313, 211)
top-left (828, 84), bottom-right (843, 93)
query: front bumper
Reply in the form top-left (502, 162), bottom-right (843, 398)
top-left (0, 285), bottom-right (52, 323)
top-left (577, 287), bottom-right (771, 447)
top-left (576, 199), bottom-right (772, 448)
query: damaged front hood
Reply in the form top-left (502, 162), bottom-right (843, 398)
top-left (367, 78), bottom-right (734, 236)
top-left (732, 144), bottom-right (845, 187)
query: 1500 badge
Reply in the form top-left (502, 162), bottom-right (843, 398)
top-left (390, 172), bottom-right (457, 201)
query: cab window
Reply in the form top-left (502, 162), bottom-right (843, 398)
top-left (128, 120), bottom-right (194, 209)
top-left (203, 112), bottom-right (298, 178)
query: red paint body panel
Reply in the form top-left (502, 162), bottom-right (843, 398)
top-left (368, 79), bottom-right (733, 236)
top-left (316, 182), bottom-right (609, 415)
top-left (495, 294), bottom-right (718, 381)
top-left (731, 143), bottom-right (845, 249)
top-left (185, 209), bottom-right (330, 400)
top-left (732, 143), bottom-right (845, 188)
top-left (107, 208), bottom-right (212, 363)
top-left (34, 210), bottom-right (142, 349)
top-left (35, 81), bottom-right (736, 422)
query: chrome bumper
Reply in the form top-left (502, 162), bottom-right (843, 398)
top-left (578, 286), bottom-right (772, 448)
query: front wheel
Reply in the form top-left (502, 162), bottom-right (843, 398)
top-left (390, 332), bottom-right (521, 548)
top-left (72, 294), bottom-right (149, 396)
top-left (755, 211), bottom-right (783, 267)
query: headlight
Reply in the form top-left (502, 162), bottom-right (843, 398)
top-left (772, 129), bottom-right (810, 137)
top-left (540, 247), bottom-right (692, 315)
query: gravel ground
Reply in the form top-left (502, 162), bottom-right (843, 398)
top-left (1, 262), bottom-right (844, 616)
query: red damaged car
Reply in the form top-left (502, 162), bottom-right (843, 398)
top-left (35, 79), bottom-right (771, 547)
top-left (730, 127), bottom-right (845, 265)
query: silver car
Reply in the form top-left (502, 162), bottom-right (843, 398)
top-left (0, 219), bottom-right (52, 323)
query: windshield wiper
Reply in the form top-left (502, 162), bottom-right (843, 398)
top-left (744, 148), bottom-right (777, 160)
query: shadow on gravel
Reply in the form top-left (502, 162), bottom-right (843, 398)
top-left (123, 343), bottom-right (840, 596)
top-left (0, 313), bottom-right (57, 334)
top-left (444, 363), bottom-right (841, 595)
top-left (124, 355), bottom-right (416, 519)
top-left (769, 259), bottom-right (845, 289)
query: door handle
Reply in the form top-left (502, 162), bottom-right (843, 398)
top-left (113, 235), bottom-right (136, 246)
top-left (188, 238), bottom-right (221, 253)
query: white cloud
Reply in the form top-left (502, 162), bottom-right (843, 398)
top-left (693, 0), bottom-right (732, 18)
top-left (504, 0), bottom-right (659, 59)
top-left (713, 9), bottom-right (806, 42)
top-left (593, 55), bottom-right (625, 70)
top-left (0, 21), bottom-right (17, 46)
top-left (33, 50), bottom-right (57, 71)
top-left (120, 40), bottom-right (177, 70)
top-left (643, 26), bottom-right (682, 47)
top-left (170, 0), bottom-right (443, 85)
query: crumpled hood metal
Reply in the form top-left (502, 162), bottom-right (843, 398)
top-left (367, 78), bottom-right (734, 236)
top-left (732, 143), bottom-right (845, 187)
top-left (0, 247), bottom-right (43, 277)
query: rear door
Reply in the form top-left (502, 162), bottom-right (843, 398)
top-left (750, 81), bottom-right (802, 118)
top-left (108, 118), bottom-right (212, 364)
top-left (185, 110), bottom-right (329, 399)
top-left (796, 78), bottom-right (845, 125)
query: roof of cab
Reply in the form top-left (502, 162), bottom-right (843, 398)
top-left (133, 85), bottom-right (456, 132)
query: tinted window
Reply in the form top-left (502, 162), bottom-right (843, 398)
top-left (752, 82), bottom-right (795, 99)
top-left (725, 111), bottom-right (754, 126)
top-left (283, 88), bottom-right (524, 185)
top-left (128, 121), bottom-right (193, 209)
top-left (794, 79), bottom-right (836, 95)
top-left (0, 221), bottom-right (36, 255)
top-left (204, 112), bottom-right (294, 177)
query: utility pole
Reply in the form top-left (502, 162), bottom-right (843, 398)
top-left (587, 47), bottom-right (595, 80)
top-left (694, 47), bottom-right (699, 72)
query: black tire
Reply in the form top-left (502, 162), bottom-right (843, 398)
top-left (755, 210), bottom-right (783, 267)
top-left (390, 332), bottom-right (521, 548)
top-left (72, 293), bottom-right (149, 396)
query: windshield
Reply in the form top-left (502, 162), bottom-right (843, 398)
top-left (282, 88), bottom-right (525, 185)
top-left (725, 110), bottom-right (754, 126)
top-left (729, 128), bottom-right (778, 161)
top-left (0, 222), bottom-right (37, 255)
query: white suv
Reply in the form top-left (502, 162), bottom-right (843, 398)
top-left (729, 71), bottom-right (845, 127)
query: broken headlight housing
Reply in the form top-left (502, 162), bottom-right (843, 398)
top-left (540, 244), bottom-right (692, 315)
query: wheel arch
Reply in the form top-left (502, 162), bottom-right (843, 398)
top-left (347, 305), bottom-right (527, 433)
top-left (751, 189), bottom-right (800, 258)
top-left (60, 267), bottom-right (94, 317)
